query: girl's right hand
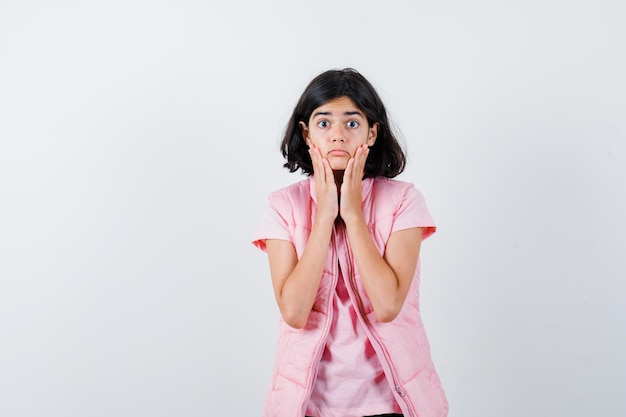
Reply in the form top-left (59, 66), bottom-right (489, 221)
top-left (309, 145), bottom-right (338, 223)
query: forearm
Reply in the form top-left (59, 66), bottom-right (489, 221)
top-left (278, 218), bottom-right (334, 328)
top-left (344, 217), bottom-right (404, 322)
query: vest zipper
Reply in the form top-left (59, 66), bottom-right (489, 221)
top-left (299, 225), bottom-right (339, 417)
top-left (340, 227), bottom-right (418, 417)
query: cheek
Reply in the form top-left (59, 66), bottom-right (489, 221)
top-left (307, 133), bottom-right (325, 146)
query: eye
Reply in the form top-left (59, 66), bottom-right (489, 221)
top-left (347, 120), bottom-right (359, 128)
top-left (317, 120), bottom-right (330, 128)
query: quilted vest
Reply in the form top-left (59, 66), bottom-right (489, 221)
top-left (257, 177), bottom-right (448, 417)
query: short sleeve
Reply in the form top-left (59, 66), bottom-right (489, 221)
top-left (251, 201), bottom-right (293, 252)
top-left (391, 185), bottom-right (437, 240)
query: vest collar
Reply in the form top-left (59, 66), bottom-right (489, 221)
top-left (309, 175), bottom-right (374, 205)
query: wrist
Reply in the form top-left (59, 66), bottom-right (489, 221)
top-left (313, 212), bottom-right (336, 228)
top-left (341, 212), bottom-right (366, 230)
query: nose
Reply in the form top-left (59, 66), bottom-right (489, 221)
top-left (329, 124), bottom-right (347, 142)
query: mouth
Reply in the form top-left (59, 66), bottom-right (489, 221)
top-left (327, 149), bottom-right (350, 157)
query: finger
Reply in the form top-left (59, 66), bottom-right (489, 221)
top-left (309, 146), bottom-right (323, 176)
top-left (346, 146), bottom-right (365, 180)
top-left (321, 157), bottom-right (335, 185)
top-left (350, 145), bottom-right (368, 179)
top-left (310, 145), bottom-right (332, 187)
top-left (356, 144), bottom-right (369, 169)
top-left (342, 156), bottom-right (355, 185)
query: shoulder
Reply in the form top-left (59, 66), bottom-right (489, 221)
top-left (371, 177), bottom-right (421, 201)
top-left (267, 178), bottom-right (312, 208)
top-left (371, 178), bottom-right (436, 235)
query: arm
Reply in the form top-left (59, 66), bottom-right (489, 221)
top-left (340, 145), bottom-right (422, 322)
top-left (265, 219), bottom-right (332, 329)
top-left (344, 221), bottom-right (422, 322)
top-left (265, 146), bottom-right (337, 329)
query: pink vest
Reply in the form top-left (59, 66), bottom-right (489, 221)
top-left (253, 177), bottom-right (448, 417)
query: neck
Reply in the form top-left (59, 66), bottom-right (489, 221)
top-left (332, 170), bottom-right (344, 190)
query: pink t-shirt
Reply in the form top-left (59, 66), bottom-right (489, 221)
top-left (305, 262), bottom-right (402, 417)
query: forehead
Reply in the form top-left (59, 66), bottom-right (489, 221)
top-left (310, 96), bottom-right (364, 117)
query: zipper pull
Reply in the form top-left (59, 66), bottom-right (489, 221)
top-left (395, 385), bottom-right (406, 397)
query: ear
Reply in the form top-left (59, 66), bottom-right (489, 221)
top-left (299, 121), bottom-right (311, 146)
top-left (367, 122), bottom-right (379, 146)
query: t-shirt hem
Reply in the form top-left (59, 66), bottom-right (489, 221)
top-left (305, 402), bottom-right (402, 417)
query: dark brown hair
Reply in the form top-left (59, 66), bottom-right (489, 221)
top-left (280, 68), bottom-right (406, 178)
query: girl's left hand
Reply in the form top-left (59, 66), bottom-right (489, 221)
top-left (339, 144), bottom-right (369, 224)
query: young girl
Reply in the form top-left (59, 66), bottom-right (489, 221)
top-left (253, 69), bottom-right (448, 417)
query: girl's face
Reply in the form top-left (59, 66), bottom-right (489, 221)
top-left (300, 96), bottom-right (378, 171)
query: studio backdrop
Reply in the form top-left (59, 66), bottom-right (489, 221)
top-left (1, 1), bottom-right (624, 416)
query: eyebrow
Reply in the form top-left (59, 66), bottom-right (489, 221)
top-left (312, 110), bottom-right (365, 118)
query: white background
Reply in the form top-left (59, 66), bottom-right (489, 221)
top-left (1, 1), bottom-right (625, 416)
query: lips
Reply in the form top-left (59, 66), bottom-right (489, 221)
top-left (327, 149), bottom-right (350, 156)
